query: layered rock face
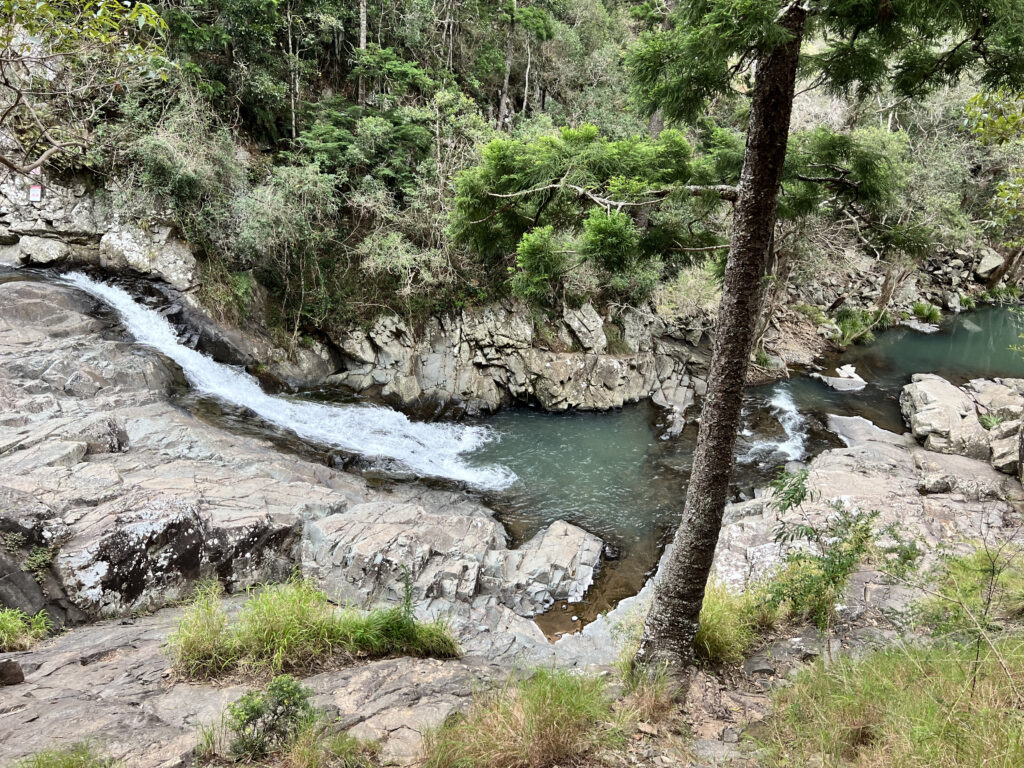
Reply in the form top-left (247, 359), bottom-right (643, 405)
top-left (328, 301), bottom-right (709, 423)
top-left (1, 174), bottom-right (198, 289)
top-left (900, 373), bottom-right (1024, 475)
top-left (0, 278), bottom-right (601, 647)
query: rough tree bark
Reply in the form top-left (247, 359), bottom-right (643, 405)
top-left (633, 3), bottom-right (808, 670)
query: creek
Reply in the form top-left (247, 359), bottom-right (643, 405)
top-left (9, 268), bottom-right (1024, 630)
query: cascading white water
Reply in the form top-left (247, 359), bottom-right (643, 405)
top-left (739, 384), bottom-right (808, 464)
top-left (63, 272), bottom-right (516, 490)
top-left (766, 386), bottom-right (808, 461)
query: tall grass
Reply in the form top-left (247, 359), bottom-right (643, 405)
top-left (759, 637), bottom-right (1024, 767)
top-left (0, 607), bottom-right (52, 652)
top-left (694, 582), bottom-right (775, 665)
top-left (424, 669), bottom-right (625, 768)
top-left (167, 578), bottom-right (459, 680)
top-left (13, 743), bottom-right (118, 768)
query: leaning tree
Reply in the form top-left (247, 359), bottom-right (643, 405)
top-left (628, 0), bottom-right (1024, 671)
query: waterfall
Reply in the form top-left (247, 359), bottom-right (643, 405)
top-left (766, 386), bottom-right (807, 461)
top-left (739, 384), bottom-right (808, 464)
top-left (63, 272), bottom-right (515, 490)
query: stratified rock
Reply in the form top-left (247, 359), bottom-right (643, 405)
top-left (328, 301), bottom-right (705, 416)
top-left (989, 420), bottom-right (1022, 474)
top-left (562, 303), bottom-right (607, 353)
top-left (98, 224), bottom-right (197, 290)
top-left (966, 378), bottom-right (1024, 421)
top-left (900, 374), bottom-right (990, 460)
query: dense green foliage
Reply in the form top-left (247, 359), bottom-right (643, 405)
top-left (7, 0), bottom-right (1024, 340)
top-left (0, 607), bottom-right (52, 652)
top-left (166, 578), bottom-right (459, 679)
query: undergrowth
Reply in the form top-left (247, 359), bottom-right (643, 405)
top-left (196, 674), bottom-right (379, 766)
top-left (12, 743), bottom-right (119, 768)
top-left (423, 669), bottom-right (626, 768)
top-left (759, 636), bottom-right (1024, 768)
top-left (167, 577), bottom-right (459, 680)
top-left (0, 607), bottom-right (53, 652)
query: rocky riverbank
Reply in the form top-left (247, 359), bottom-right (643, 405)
top-left (4, 172), bottom-right (1021, 422)
top-left (3, 273), bottom-right (1024, 766)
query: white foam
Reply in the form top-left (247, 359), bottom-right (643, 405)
top-left (767, 386), bottom-right (808, 461)
top-left (741, 385), bottom-right (808, 463)
top-left (64, 272), bottom-right (516, 490)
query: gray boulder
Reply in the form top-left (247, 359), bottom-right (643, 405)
top-left (900, 374), bottom-right (990, 460)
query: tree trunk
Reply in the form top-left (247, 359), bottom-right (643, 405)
top-left (633, 4), bottom-right (808, 671)
top-left (497, 0), bottom-right (516, 130)
top-left (358, 0), bottom-right (367, 106)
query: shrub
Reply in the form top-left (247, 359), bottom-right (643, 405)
top-left (760, 637), bottom-right (1024, 768)
top-left (653, 261), bottom-right (721, 322)
top-left (167, 576), bottom-right (460, 680)
top-left (13, 743), bottom-right (118, 768)
top-left (424, 669), bottom-right (624, 768)
top-left (833, 307), bottom-right (879, 345)
top-left (917, 546), bottom-right (1024, 634)
top-left (226, 674), bottom-right (315, 760)
top-left (0, 607), bottom-right (52, 651)
top-left (767, 506), bottom-right (877, 630)
top-left (911, 300), bottom-right (942, 323)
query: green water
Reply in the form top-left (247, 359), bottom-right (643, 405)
top-left (469, 307), bottom-right (1024, 614)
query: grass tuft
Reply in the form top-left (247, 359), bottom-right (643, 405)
top-left (0, 607), bottom-right (53, 652)
top-left (423, 669), bottom-right (625, 768)
top-left (912, 301), bottom-right (943, 324)
top-left (13, 743), bottom-right (118, 768)
top-left (284, 721), bottom-right (380, 768)
top-left (694, 582), bottom-right (775, 665)
top-left (167, 577), bottom-right (460, 680)
top-left (759, 637), bottom-right (1024, 768)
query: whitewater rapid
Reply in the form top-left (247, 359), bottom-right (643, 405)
top-left (63, 272), bottom-right (516, 490)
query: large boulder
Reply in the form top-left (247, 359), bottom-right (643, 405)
top-left (976, 248), bottom-right (1005, 280)
top-left (900, 374), bottom-right (991, 460)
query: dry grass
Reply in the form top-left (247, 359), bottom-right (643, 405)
top-left (758, 636), bottom-right (1024, 767)
top-left (654, 262), bottom-right (721, 322)
top-left (423, 669), bottom-right (626, 768)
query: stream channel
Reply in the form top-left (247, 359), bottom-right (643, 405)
top-left (8, 267), bottom-right (1024, 636)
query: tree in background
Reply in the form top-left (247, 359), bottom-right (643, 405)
top-left (967, 90), bottom-right (1024, 280)
top-left (628, 0), bottom-right (1024, 673)
top-left (0, 0), bottom-right (165, 177)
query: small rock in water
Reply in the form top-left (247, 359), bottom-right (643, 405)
top-left (571, 615), bottom-right (579, 622)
